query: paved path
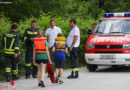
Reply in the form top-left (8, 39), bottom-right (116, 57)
top-left (1, 66), bottom-right (130, 90)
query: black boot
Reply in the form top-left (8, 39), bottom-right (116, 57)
top-left (6, 75), bottom-right (11, 82)
top-left (32, 66), bottom-right (37, 78)
top-left (75, 71), bottom-right (79, 78)
top-left (67, 71), bottom-right (78, 79)
top-left (13, 75), bottom-right (20, 80)
top-left (25, 66), bottom-right (31, 79)
top-left (67, 71), bottom-right (74, 79)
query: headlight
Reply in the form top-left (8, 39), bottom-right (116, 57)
top-left (87, 44), bottom-right (95, 49)
top-left (123, 44), bottom-right (130, 49)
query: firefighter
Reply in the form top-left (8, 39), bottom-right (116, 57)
top-left (3, 23), bottom-right (20, 82)
top-left (23, 20), bottom-right (39, 79)
top-left (67, 19), bottom-right (80, 79)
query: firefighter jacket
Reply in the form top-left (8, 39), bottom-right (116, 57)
top-left (23, 28), bottom-right (39, 46)
top-left (3, 30), bottom-right (19, 56)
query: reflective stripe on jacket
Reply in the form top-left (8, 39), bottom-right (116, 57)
top-left (23, 28), bottom-right (39, 46)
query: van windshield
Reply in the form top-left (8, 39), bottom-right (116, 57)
top-left (93, 19), bottom-right (130, 34)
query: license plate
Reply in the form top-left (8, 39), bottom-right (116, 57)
top-left (100, 55), bottom-right (115, 60)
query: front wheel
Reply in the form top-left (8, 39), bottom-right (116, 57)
top-left (112, 65), bottom-right (118, 68)
top-left (87, 64), bottom-right (97, 72)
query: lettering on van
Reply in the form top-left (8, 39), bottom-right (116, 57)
top-left (90, 37), bottom-right (130, 43)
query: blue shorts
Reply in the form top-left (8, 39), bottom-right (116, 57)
top-left (54, 51), bottom-right (65, 61)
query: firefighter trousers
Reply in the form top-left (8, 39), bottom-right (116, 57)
top-left (5, 56), bottom-right (18, 76)
top-left (70, 47), bottom-right (79, 70)
top-left (25, 45), bottom-right (37, 76)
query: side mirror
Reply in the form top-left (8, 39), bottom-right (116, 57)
top-left (87, 29), bottom-right (92, 36)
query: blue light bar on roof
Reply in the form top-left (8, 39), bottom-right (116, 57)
top-left (103, 13), bottom-right (114, 17)
top-left (103, 13), bottom-right (130, 17)
top-left (124, 13), bottom-right (130, 17)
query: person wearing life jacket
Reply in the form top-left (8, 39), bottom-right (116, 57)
top-left (52, 33), bottom-right (68, 84)
top-left (23, 20), bottom-right (39, 79)
top-left (3, 24), bottom-right (20, 82)
top-left (33, 30), bottom-right (52, 87)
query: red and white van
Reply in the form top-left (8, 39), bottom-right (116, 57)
top-left (85, 13), bottom-right (130, 71)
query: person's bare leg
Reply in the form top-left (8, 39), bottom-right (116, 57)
top-left (55, 68), bottom-right (59, 83)
top-left (41, 63), bottom-right (46, 81)
top-left (59, 68), bottom-right (63, 81)
top-left (38, 64), bottom-right (42, 84)
top-left (59, 68), bottom-right (64, 84)
top-left (56, 68), bottom-right (59, 77)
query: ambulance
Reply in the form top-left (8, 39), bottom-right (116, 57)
top-left (85, 13), bottom-right (130, 71)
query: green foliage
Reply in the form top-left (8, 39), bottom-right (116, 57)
top-left (2, 0), bottom-right (129, 22)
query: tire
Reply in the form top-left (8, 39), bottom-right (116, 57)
top-left (112, 65), bottom-right (118, 68)
top-left (87, 64), bottom-right (97, 72)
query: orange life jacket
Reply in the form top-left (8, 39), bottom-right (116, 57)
top-left (34, 37), bottom-right (47, 54)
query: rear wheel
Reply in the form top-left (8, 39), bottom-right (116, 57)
top-left (87, 64), bottom-right (97, 72)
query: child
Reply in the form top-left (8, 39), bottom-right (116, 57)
top-left (52, 33), bottom-right (68, 84)
top-left (33, 30), bottom-right (52, 87)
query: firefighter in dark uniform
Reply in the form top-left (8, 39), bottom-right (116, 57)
top-left (23, 20), bottom-right (39, 79)
top-left (3, 24), bottom-right (20, 82)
